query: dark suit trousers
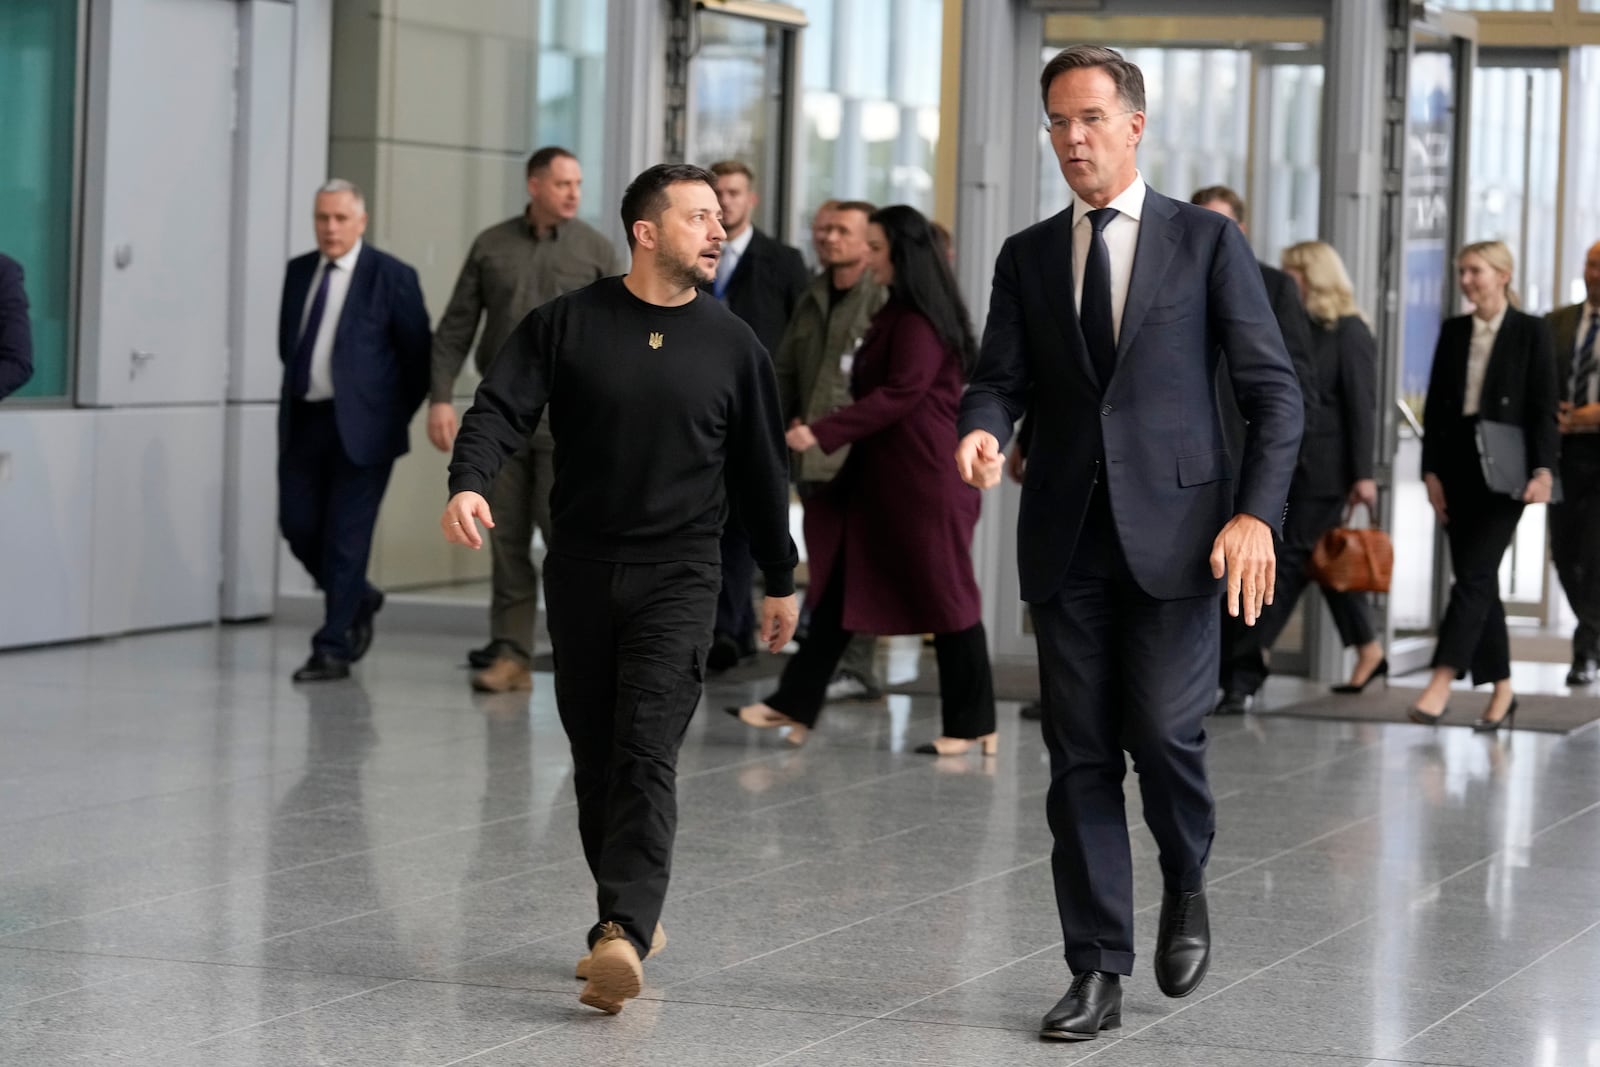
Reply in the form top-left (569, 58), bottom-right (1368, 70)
top-left (1432, 453), bottom-right (1525, 686)
top-left (278, 401), bottom-right (391, 660)
top-left (541, 551), bottom-right (718, 957)
top-left (714, 511), bottom-right (757, 649)
top-left (1034, 498), bottom-right (1217, 975)
top-left (1220, 491), bottom-right (1376, 695)
top-left (1551, 435), bottom-right (1600, 663)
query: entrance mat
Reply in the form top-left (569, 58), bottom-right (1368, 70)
top-left (1259, 688), bottom-right (1599, 735)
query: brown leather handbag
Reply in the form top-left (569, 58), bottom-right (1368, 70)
top-left (1308, 527), bottom-right (1393, 593)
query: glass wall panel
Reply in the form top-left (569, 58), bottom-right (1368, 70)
top-left (1466, 65), bottom-right (1560, 312)
top-left (793, 0), bottom-right (941, 249)
top-left (1258, 63), bottom-right (1323, 260)
top-left (1561, 47), bottom-right (1600, 303)
top-left (1438, 0), bottom-right (1554, 8)
top-left (0, 0), bottom-right (77, 400)
top-left (538, 0), bottom-right (609, 224)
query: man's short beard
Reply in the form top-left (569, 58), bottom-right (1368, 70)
top-left (662, 249), bottom-right (707, 290)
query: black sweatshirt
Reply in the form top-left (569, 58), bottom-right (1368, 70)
top-left (448, 276), bottom-right (798, 596)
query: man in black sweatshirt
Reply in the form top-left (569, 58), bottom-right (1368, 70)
top-left (442, 163), bottom-right (799, 1016)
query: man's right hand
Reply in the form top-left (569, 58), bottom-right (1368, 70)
top-left (955, 430), bottom-right (1005, 489)
top-left (427, 402), bottom-right (459, 453)
top-left (442, 491), bottom-right (494, 549)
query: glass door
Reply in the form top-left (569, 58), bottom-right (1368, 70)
top-left (686, 2), bottom-right (805, 238)
top-left (1380, 10), bottom-right (1477, 657)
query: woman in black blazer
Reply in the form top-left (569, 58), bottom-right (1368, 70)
top-left (1278, 241), bottom-right (1386, 692)
top-left (1409, 240), bottom-right (1559, 731)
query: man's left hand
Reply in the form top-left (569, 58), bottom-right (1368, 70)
top-left (785, 424), bottom-right (818, 453)
top-left (1210, 513), bottom-right (1276, 626)
top-left (758, 594), bottom-right (800, 652)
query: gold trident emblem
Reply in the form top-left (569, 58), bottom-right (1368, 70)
top-left (648, 332), bottom-right (664, 350)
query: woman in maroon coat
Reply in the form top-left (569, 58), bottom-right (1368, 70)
top-left (729, 205), bottom-right (996, 753)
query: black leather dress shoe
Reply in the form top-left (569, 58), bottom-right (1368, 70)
top-left (1155, 885), bottom-right (1210, 997)
top-left (349, 590), bottom-right (385, 663)
top-left (293, 653), bottom-right (350, 683)
top-left (1568, 659), bottom-right (1597, 687)
top-left (1039, 971), bottom-right (1121, 1041)
top-left (707, 634), bottom-right (752, 672)
top-left (467, 641), bottom-right (500, 670)
top-left (1019, 701), bottom-right (1042, 721)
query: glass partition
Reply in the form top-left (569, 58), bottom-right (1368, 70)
top-left (0, 0), bottom-right (77, 400)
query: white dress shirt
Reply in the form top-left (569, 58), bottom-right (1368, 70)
top-left (1462, 306), bottom-right (1505, 417)
top-left (715, 224), bottom-right (754, 296)
top-left (1071, 171), bottom-right (1146, 344)
top-left (300, 239), bottom-right (363, 402)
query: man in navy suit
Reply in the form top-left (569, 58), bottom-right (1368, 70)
top-left (956, 46), bottom-right (1301, 1040)
top-left (703, 160), bottom-right (809, 668)
top-left (277, 179), bottom-right (431, 682)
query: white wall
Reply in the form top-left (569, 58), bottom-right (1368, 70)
top-left (0, 0), bottom-right (327, 650)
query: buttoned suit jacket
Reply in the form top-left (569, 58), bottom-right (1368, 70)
top-left (959, 187), bottom-right (1303, 602)
top-left (277, 244), bottom-right (431, 467)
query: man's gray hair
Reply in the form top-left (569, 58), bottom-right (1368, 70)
top-left (1039, 45), bottom-right (1146, 114)
top-left (316, 178), bottom-right (366, 212)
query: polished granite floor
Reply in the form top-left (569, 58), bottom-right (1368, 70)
top-left (3, 622), bottom-right (1599, 1066)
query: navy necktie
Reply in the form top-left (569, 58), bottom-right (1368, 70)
top-left (1080, 207), bottom-right (1119, 390)
top-left (292, 261), bottom-right (335, 399)
top-left (1573, 312), bottom-right (1598, 403)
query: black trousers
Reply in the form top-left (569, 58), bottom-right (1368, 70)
top-left (541, 551), bottom-right (719, 956)
top-left (1219, 491), bottom-right (1377, 695)
top-left (277, 401), bottom-right (391, 660)
top-left (764, 570), bottom-right (996, 737)
top-left (1551, 437), bottom-right (1600, 664)
top-left (1034, 565), bottom-right (1216, 976)
top-left (1433, 465), bottom-right (1525, 686)
top-left (713, 513), bottom-right (757, 650)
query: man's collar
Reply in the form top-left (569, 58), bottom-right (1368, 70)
top-left (1072, 171), bottom-right (1146, 225)
top-left (524, 208), bottom-right (567, 240)
top-left (327, 239), bottom-right (362, 271)
top-left (725, 225), bottom-right (756, 257)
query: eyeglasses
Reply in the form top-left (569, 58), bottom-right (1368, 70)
top-left (1043, 111), bottom-right (1134, 135)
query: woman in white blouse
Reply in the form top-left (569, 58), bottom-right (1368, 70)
top-left (1409, 240), bottom-right (1558, 731)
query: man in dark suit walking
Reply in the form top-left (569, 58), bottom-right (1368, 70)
top-left (0, 253), bottom-right (33, 400)
top-left (277, 179), bottom-right (431, 682)
top-left (1547, 238), bottom-right (1600, 686)
top-left (956, 46), bottom-right (1301, 1041)
top-left (704, 160), bottom-right (809, 668)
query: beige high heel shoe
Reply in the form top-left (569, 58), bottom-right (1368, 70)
top-left (724, 704), bottom-right (810, 747)
top-left (914, 733), bottom-right (998, 756)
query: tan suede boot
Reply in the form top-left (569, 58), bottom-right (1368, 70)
top-left (577, 922), bottom-right (643, 1014)
top-left (576, 921), bottom-right (665, 979)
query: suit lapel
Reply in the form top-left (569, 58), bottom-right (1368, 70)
top-left (280, 255), bottom-right (315, 362)
top-left (334, 244), bottom-right (373, 353)
top-left (1552, 304), bottom-right (1579, 391)
top-left (1113, 189), bottom-right (1179, 366)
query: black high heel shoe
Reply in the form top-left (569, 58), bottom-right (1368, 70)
top-left (1407, 702), bottom-right (1447, 725)
top-left (1332, 657), bottom-right (1388, 694)
top-left (1472, 697), bottom-right (1518, 733)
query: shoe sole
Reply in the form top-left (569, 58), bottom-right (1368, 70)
top-left (470, 676), bottom-right (532, 693)
top-left (578, 949), bottom-right (642, 1014)
top-left (1040, 1015), bottom-right (1120, 1041)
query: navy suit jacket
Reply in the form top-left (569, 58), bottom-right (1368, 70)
top-left (703, 229), bottom-right (810, 354)
top-left (0, 253), bottom-right (34, 400)
top-left (960, 188), bottom-right (1303, 602)
top-left (277, 244), bottom-right (431, 467)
